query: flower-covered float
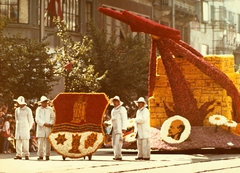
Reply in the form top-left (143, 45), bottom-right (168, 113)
top-left (98, 7), bottom-right (240, 151)
top-left (49, 93), bottom-right (108, 160)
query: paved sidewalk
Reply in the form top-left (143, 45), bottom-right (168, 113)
top-left (1, 149), bottom-right (240, 173)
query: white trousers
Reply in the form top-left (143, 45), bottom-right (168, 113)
top-left (37, 137), bottom-right (51, 157)
top-left (112, 133), bottom-right (123, 159)
top-left (16, 139), bottom-right (30, 157)
top-left (137, 138), bottom-right (150, 159)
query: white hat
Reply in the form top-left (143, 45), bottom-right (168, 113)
top-left (134, 97), bottom-right (147, 106)
top-left (14, 96), bottom-right (27, 105)
top-left (109, 96), bottom-right (123, 106)
top-left (39, 96), bottom-right (49, 103)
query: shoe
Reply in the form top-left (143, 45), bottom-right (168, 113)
top-left (25, 156), bottom-right (29, 160)
top-left (113, 158), bottom-right (122, 160)
top-left (135, 157), bottom-right (143, 160)
top-left (46, 156), bottom-right (49, 160)
top-left (3, 151), bottom-right (7, 154)
top-left (14, 156), bottom-right (22, 160)
top-left (37, 157), bottom-right (43, 161)
top-left (7, 151), bottom-right (11, 154)
top-left (143, 158), bottom-right (150, 160)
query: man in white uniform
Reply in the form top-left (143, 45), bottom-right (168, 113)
top-left (35, 96), bottom-right (55, 161)
top-left (14, 96), bottom-right (34, 160)
top-left (134, 97), bottom-right (150, 160)
top-left (110, 96), bottom-right (128, 160)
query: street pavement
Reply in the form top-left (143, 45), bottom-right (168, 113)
top-left (1, 148), bottom-right (240, 173)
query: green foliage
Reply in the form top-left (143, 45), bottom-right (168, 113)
top-left (84, 23), bottom-right (149, 110)
top-left (53, 17), bottom-right (104, 92)
top-left (0, 19), bottom-right (55, 106)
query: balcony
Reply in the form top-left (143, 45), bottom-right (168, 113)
top-left (154, 0), bottom-right (197, 23)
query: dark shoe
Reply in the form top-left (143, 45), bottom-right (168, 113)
top-left (14, 156), bottom-right (22, 160)
top-left (113, 158), bottom-right (122, 160)
top-left (143, 158), bottom-right (150, 160)
top-left (135, 157), bottom-right (143, 160)
top-left (25, 156), bottom-right (29, 160)
top-left (37, 157), bottom-right (43, 161)
top-left (46, 156), bottom-right (49, 160)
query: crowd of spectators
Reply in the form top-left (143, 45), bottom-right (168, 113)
top-left (0, 101), bottom-right (40, 154)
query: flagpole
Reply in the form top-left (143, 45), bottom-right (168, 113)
top-left (40, 0), bottom-right (45, 42)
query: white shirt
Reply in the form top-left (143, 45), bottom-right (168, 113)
top-left (111, 105), bottom-right (128, 134)
top-left (35, 106), bottom-right (55, 137)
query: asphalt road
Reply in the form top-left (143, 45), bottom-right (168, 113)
top-left (1, 148), bottom-right (240, 173)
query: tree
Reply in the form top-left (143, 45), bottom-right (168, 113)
top-left (53, 18), bottom-right (105, 92)
top-left (0, 19), bottom-right (55, 107)
top-left (84, 23), bottom-right (149, 111)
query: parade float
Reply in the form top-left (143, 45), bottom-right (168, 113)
top-left (48, 93), bottom-right (108, 160)
top-left (98, 7), bottom-right (240, 152)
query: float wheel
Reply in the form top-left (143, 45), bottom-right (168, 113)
top-left (88, 154), bottom-right (92, 160)
top-left (62, 156), bottom-right (66, 161)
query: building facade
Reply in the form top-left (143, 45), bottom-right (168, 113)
top-left (2, 0), bottom-right (240, 97)
top-left (153, 0), bottom-right (240, 55)
top-left (1, 0), bottom-right (152, 49)
top-left (3, 0), bottom-right (240, 56)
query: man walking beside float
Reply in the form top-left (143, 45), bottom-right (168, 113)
top-left (14, 96), bottom-right (34, 160)
top-left (110, 96), bottom-right (128, 160)
top-left (35, 96), bottom-right (55, 161)
top-left (134, 97), bottom-right (151, 160)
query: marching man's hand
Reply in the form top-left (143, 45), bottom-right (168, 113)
top-left (44, 123), bottom-right (52, 127)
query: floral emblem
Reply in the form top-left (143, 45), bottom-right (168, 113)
top-left (160, 115), bottom-right (191, 144)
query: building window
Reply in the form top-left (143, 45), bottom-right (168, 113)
top-left (62, 0), bottom-right (79, 31)
top-left (0, 0), bottom-right (18, 23)
top-left (85, 1), bottom-right (93, 26)
top-left (202, 1), bottom-right (209, 22)
top-left (43, 0), bottom-right (80, 31)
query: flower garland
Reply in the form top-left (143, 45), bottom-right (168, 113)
top-left (160, 115), bottom-right (191, 144)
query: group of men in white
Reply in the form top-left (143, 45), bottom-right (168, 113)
top-left (110, 96), bottom-right (150, 161)
top-left (13, 95), bottom-right (54, 160)
top-left (12, 94), bottom-right (150, 161)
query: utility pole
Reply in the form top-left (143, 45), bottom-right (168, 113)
top-left (40, 0), bottom-right (45, 42)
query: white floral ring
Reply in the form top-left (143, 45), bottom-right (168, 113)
top-left (160, 115), bottom-right (191, 144)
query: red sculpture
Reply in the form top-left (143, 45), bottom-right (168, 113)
top-left (98, 7), bottom-right (240, 125)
